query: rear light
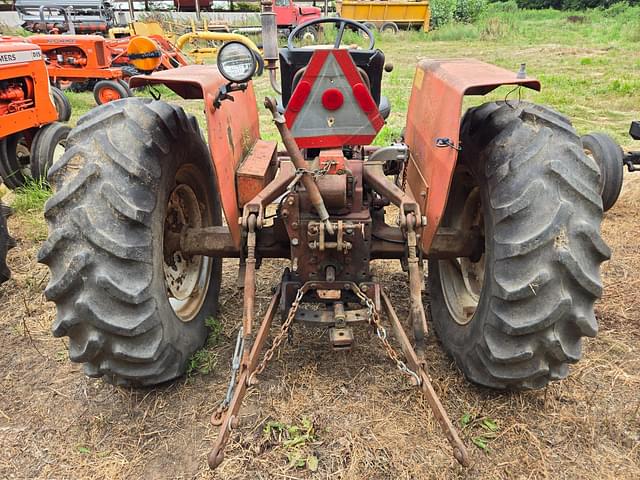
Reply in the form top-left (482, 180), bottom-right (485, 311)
top-left (352, 83), bottom-right (376, 113)
top-left (288, 80), bottom-right (311, 113)
top-left (321, 88), bottom-right (343, 111)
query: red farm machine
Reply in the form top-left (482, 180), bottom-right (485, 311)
top-left (175, 0), bottom-right (322, 39)
top-left (38, 5), bottom-right (611, 470)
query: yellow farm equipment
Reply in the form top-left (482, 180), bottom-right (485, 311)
top-left (176, 31), bottom-right (261, 64)
top-left (111, 18), bottom-right (260, 65)
top-left (336, 0), bottom-right (430, 32)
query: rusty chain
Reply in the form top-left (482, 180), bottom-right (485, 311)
top-left (349, 283), bottom-right (422, 385)
top-left (248, 284), bottom-right (309, 385)
top-left (400, 153), bottom-right (410, 192)
top-left (295, 160), bottom-right (335, 180)
top-left (247, 280), bottom-right (420, 386)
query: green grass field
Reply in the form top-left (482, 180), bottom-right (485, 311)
top-left (60, 4), bottom-right (638, 150)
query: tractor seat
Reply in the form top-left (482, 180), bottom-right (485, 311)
top-left (279, 47), bottom-right (388, 116)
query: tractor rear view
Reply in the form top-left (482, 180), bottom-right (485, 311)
top-left (39, 3), bottom-right (610, 469)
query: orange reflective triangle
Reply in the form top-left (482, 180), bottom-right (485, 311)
top-left (285, 49), bottom-right (384, 149)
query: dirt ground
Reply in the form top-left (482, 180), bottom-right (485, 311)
top-left (1, 161), bottom-right (639, 479)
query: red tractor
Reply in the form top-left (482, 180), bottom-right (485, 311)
top-left (176, 0), bottom-right (322, 39)
top-left (273, 0), bottom-right (323, 37)
top-left (39, 6), bottom-right (610, 470)
top-left (0, 36), bottom-right (70, 189)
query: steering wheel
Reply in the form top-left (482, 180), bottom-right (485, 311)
top-left (288, 18), bottom-right (375, 51)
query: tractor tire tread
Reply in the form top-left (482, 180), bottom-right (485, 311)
top-left (40, 97), bottom-right (214, 386)
top-left (430, 101), bottom-right (609, 390)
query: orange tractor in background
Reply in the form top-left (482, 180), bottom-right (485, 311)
top-left (28, 34), bottom-right (130, 104)
top-left (0, 36), bottom-right (71, 285)
top-left (28, 33), bottom-right (189, 105)
top-left (1, 37), bottom-right (70, 189)
top-left (40, 4), bottom-right (611, 471)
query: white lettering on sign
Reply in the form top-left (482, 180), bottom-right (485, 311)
top-left (0, 49), bottom-right (42, 66)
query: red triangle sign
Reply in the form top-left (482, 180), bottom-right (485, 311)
top-left (284, 49), bottom-right (384, 149)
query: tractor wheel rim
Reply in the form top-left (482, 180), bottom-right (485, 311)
top-left (163, 183), bottom-right (211, 322)
top-left (439, 187), bottom-right (485, 326)
top-left (99, 86), bottom-right (121, 104)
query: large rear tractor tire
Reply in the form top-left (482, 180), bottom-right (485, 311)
top-left (0, 203), bottom-right (15, 285)
top-left (581, 132), bottom-right (624, 211)
top-left (38, 98), bottom-right (222, 386)
top-left (428, 101), bottom-right (610, 390)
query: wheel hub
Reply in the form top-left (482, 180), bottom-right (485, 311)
top-left (439, 187), bottom-right (485, 326)
top-left (163, 183), bottom-right (210, 321)
top-left (98, 86), bottom-right (121, 103)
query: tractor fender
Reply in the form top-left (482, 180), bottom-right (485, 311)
top-left (129, 66), bottom-right (260, 247)
top-left (403, 58), bottom-right (540, 253)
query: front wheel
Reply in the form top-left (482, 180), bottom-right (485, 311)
top-left (294, 25), bottom-right (318, 44)
top-left (581, 132), bottom-right (624, 211)
top-left (0, 133), bottom-right (31, 189)
top-left (50, 86), bottom-right (72, 122)
top-left (39, 98), bottom-right (222, 386)
top-left (428, 101), bottom-right (610, 390)
top-left (380, 22), bottom-right (399, 34)
top-left (93, 80), bottom-right (130, 105)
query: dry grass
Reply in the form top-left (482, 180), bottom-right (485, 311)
top-left (1, 175), bottom-right (639, 479)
